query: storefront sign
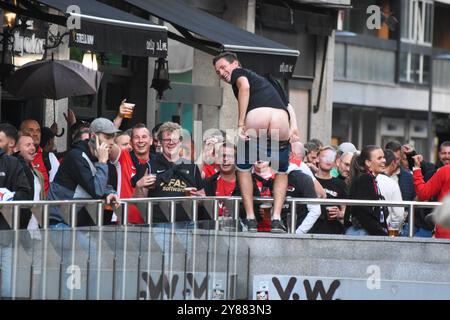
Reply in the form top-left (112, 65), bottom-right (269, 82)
top-left (11, 19), bottom-right (47, 65)
top-left (70, 20), bottom-right (168, 58)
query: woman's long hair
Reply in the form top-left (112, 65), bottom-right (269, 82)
top-left (349, 145), bottom-right (381, 186)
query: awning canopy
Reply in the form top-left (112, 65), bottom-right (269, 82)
top-left (124, 0), bottom-right (299, 78)
top-left (37, 0), bottom-right (168, 58)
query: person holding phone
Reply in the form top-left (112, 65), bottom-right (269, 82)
top-left (47, 118), bottom-right (120, 227)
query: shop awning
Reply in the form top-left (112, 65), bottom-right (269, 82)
top-left (37, 0), bottom-right (168, 58)
top-left (124, 0), bottom-right (299, 78)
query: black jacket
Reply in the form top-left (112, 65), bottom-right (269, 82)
top-left (0, 149), bottom-right (32, 230)
top-left (345, 173), bottom-right (388, 235)
top-left (47, 140), bottom-right (115, 226)
top-left (145, 154), bottom-right (207, 223)
top-left (12, 154), bottom-right (39, 229)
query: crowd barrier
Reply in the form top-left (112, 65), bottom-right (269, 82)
top-left (0, 197), bottom-right (442, 236)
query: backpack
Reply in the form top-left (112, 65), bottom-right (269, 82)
top-left (263, 73), bottom-right (289, 106)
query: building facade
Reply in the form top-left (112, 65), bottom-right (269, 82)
top-left (333, 0), bottom-right (450, 161)
top-left (1, 0), bottom-right (348, 152)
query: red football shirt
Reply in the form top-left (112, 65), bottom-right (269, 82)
top-left (117, 150), bottom-right (147, 224)
top-left (32, 147), bottom-right (50, 196)
top-left (203, 164), bottom-right (218, 179)
top-left (215, 177), bottom-right (236, 217)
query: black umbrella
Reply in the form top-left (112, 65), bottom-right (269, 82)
top-left (5, 59), bottom-right (103, 136)
top-left (5, 59), bottom-right (102, 100)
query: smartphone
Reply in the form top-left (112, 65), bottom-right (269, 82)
top-left (406, 150), bottom-right (418, 170)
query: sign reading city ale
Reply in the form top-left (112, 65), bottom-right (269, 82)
top-left (69, 20), bottom-right (168, 58)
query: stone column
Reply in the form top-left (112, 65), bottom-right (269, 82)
top-left (44, 16), bottom-right (70, 152)
top-left (309, 32), bottom-right (335, 144)
top-left (219, 0), bottom-right (255, 132)
top-left (192, 50), bottom-right (220, 131)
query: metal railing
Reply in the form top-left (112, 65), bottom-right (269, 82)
top-left (0, 197), bottom-right (442, 237)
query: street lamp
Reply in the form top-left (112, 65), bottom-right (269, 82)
top-left (151, 57), bottom-right (171, 99)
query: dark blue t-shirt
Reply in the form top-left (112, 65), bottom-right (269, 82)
top-left (231, 68), bottom-right (287, 114)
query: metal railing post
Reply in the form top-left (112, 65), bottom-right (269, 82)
top-left (70, 203), bottom-right (77, 227)
top-left (192, 199), bottom-right (198, 222)
top-left (97, 203), bottom-right (103, 227)
top-left (43, 204), bottom-right (49, 229)
top-left (213, 200), bottom-right (219, 231)
top-left (409, 203), bottom-right (415, 238)
top-left (122, 202), bottom-right (129, 226)
top-left (13, 205), bottom-right (20, 231)
top-left (290, 200), bottom-right (297, 234)
top-left (170, 201), bottom-right (176, 223)
top-left (234, 199), bottom-right (240, 230)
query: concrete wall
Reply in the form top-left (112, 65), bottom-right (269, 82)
top-left (2, 227), bottom-right (450, 300)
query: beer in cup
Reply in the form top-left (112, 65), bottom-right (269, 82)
top-left (260, 203), bottom-right (272, 223)
top-left (148, 173), bottom-right (156, 189)
top-left (388, 221), bottom-right (401, 237)
top-left (123, 103), bottom-right (135, 119)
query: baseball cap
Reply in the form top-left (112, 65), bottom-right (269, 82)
top-left (338, 142), bottom-right (357, 154)
top-left (90, 118), bottom-right (120, 135)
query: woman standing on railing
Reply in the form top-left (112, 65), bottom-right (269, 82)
top-left (344, 145), bottom-right (388, 236)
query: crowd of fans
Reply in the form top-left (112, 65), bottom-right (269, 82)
top-left (0, 100), bottom-right (449, 239)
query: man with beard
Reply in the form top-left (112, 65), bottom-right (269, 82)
top-left (47, 118), bottom-right (120, 227)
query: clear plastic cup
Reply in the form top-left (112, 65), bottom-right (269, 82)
top-left (123, 103), bottom-right (135, 119)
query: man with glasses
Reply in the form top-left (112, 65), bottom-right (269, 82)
top-left (134, 122), bottom-right (207, 223)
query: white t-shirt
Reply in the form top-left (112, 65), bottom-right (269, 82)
top-left (376, 174), bottom-right (405, 224)
top-left (28, 172), bottom-right (42, 240)
top-left (287, 162), bottom-right (317, 181)
top-left (33, 173), bottom-right (41, 201)
top-left (48, 152), bottom-right (60, 182)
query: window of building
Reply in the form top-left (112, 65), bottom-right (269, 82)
top-left (401, 0), bottom-right (433, 46)
top-left (400, 52), bottom-right (430, 84)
